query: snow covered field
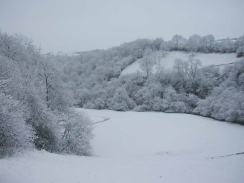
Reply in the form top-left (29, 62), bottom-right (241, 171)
top-left (121, 51), bottom-right (243, 75)
top-left (1, 109), bottom-right (244, 183)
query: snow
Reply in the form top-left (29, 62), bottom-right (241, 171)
top-left (1, 109), bottom-right (244, 183)
top-left (121, 51), bottom-right (243, 75)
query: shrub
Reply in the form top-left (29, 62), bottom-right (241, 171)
top-left (0, 92), bottom-right (34, 157)
top-left (59, 110), bottom-right (93, 156)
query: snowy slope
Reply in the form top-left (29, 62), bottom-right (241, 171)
top-left (121, 51), bottom-right (243, 75)
top-left (1, 109), bottom-right (244, 183)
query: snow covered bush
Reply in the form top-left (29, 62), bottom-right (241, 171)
top-left (195, 87), bottom-right (244, 123)
top-left (109, 87), bottom-right (135, 111)
top-left (83, 98), bottom-right (105, 109)
top-left (93, 98), bottom-right (106, 109)
top-left (194, 99), bottom-right (210, 116)
top-left (133, 104), bottom-right (149, 112)
top-left (0, 80), bottom-right (34, 157)
top-left (133, 87), bottom-right (151, 107)
top-left (25, 93), bottom-right (59, 152)
top-left (236, 46), bottom-right (244, 57)
top-left (195, 60), bottom-right (244, 124)
top-left (163, 86), bottom-right (178, 102)
top-left (160, 87), bottom-right (189, 113)
top-left (161, 99), bottom-right (170, 111)
top-left (167, 101), bottom-right (187, 113)
top-left (236, 35), bottom-right (244, 57)
top-left (120, 73), bottom-right (145, 98)
top-left (79, 88), bottom-right (107, 109)
top-left (76, 89), bottom-right (91, 107)
top-left (186, 94), bottom-right (200, 109)
top-left (83, 102), bottom-right (95, 109)
top-left (190, 66), bottom-right (220, 98)
top-left (152, 97), bottom-right (164, 111)
top-left (59, 110), bottom-right (93, 156)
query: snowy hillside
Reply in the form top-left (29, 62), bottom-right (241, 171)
top-left (1, 109), bottom-right (244, 183)
top-left (121, 51), bottom-right (242, 75)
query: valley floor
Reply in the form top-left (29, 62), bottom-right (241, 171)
top-left (1, 109), bottom-right (244, 183)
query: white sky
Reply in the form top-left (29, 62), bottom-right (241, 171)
top-left (1, 0), bottom-right (244, 53)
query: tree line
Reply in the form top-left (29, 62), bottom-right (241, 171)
top-left (0, 31), bottom-right (93, 157)
top-left (52, 34), bottom-right (244, 125)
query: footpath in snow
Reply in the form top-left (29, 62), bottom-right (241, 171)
top-left (1, 109), bottom-right (244, 183)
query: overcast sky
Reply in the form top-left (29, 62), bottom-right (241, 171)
top-left (1, 0), bottom-right (244, 53)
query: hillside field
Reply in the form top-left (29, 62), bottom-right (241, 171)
top-left (121, 51), bottom-right (243, 75)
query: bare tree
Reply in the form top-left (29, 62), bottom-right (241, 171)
top-left (173, 57), bottom-right (202, 82)
top-left (139, 48), bottom-right (154, 78)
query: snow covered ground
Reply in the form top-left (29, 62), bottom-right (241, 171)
top-left (1, 109), bottom-right (244, 183)
top-left (121, 51), bottom-right (243, 75)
